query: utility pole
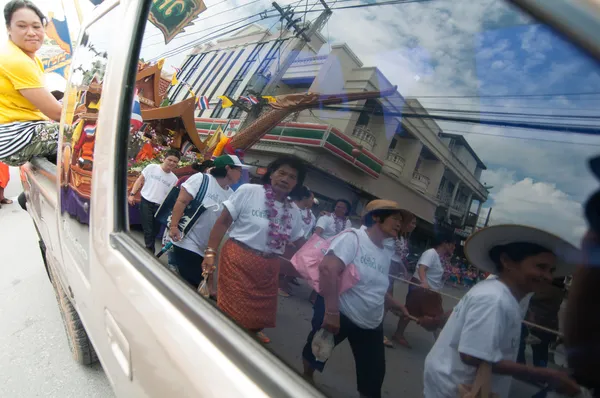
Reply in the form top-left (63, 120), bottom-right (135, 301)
top-left (484, 207), bottom-right (493, 227)
top-left (238, 0), bottom-right (332, 129)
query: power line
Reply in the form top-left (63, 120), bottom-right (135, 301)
top-left (148, 14), bottom-right (273, 61)
top-left (415, 99), bottom-right (600, 112)
top-left (144, 0), bottom-right (250, 40)
top-left (320, 104), bottom-right (600, 120)
top-left (146, 0), bottom-right (313, 61)
top-left (313, 105), bottom-right (600, 134)
top-left (442, 129), bottom-right (600, 147)
top-left (413, 91), bottom-right (600, 99)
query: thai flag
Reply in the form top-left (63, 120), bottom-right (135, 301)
top-left (130, 90), bottom-right (143, 130)
top-left (248, 95), bottom-right (259, 104)
top-left (239, 95), bottom-right (251, 104)
top-left (198, 96), bottom-right (210, 110)
top-left (83, 124), bottom-right (96, 137)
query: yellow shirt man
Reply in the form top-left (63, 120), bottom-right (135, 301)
top-left (0, 41), bottom-right (47, 124)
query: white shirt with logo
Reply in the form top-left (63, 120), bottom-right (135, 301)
top-left (173, 173), bottom-right (233, 256)
top-left (423, 278), bottom-right (522, 398)
top-left (140, 164), bottom-right (178, 204)
top-left (327, 228), bottom-right (393, 329)
top-left (316, 214), bottom-right (352, 239)
top-left (413, 248), bottom-right (445, 291)
top-left (223, 184), bottom-right (304, 255)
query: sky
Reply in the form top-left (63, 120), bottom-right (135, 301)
top-left (2, 0), bottom-right (598, 244)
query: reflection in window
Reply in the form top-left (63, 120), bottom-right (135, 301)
top-left (120, 0), bottom-right (600, 396)
top-left (59, 5), bottom-right (119, 279)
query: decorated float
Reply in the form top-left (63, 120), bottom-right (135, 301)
top-left (60, 58), bottom-right (396, 225)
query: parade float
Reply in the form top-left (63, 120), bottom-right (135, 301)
top-left (60, 57), bottom-right (396, 225)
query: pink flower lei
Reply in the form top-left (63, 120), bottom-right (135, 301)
top-left (302, 209), bottom-right (312, 225)
top-left (264, 185), bottom-right (293, 251)
top-left (333, 215), bottom-right (346, 234)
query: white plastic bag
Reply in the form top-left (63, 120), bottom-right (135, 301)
top-left (311, 328), bottom-right (334, 362)
top-left (197, 272), bottom-right (210, 298)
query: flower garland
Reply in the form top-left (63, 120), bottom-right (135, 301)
top-left (395, 237), bottom-right (409, 263)
top-left (265, 185), bottom-right (293, 251)
top-left (333, 215), bottom-right (346, 234)
top-left (302, 209), bottom-right (312, 225)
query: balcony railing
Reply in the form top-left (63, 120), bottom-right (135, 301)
top-left (437, 191), bottom-right (453, 205)
top-left (385, 149), bottom-right (406, 174)
top-left (451, 201), bottom-right (467, 213)
top-left (351, 125), bottom-right (375, 151)
top-left (411, 171), bottom-right (430, 191)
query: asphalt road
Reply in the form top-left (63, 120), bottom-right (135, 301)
top-left (0, 167), bottom-right (114, 398)
top-left (1, 165), bottom-right (543, 398)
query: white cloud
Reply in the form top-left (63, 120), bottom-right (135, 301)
top-left (481, 168), bottom-right (588, 244)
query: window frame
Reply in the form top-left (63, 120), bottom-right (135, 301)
top-left (109, 1), bottom-right (323, 397)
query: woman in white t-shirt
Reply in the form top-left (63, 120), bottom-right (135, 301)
top-left (202, 155), bottom-right (307, 344)
top-left (393, 233), bottom-right (456, 348)
top-left (128, 149), bottom-right (180, 253)
top-left (302, 200), bottom-right (410, 398)
top-left (167, 155), bottom-right (247, 289)
top-left (383, 209), bottom-right (416, 348)
top-left (314, 199), bottom-right (352, 239)
top-left (423, 225), bottom-right (580, 398)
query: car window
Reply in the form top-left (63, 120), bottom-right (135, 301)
top-left (118, 1), bottom-right (599, 396)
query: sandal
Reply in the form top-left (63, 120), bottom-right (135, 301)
top-left (257, 331), bottom-right (271, 344)
top-left (0, 198), bottom-right (12, 204)
top-left (383, 336), bottom-right (394, 348)
top-left (392, 335), bottom-right (412, 349)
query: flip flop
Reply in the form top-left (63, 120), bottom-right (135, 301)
top-left (257, 331), bottom-right (270, 344)
top-left (0, 199), bottom-right (12, 204)
top-left (392, 335), bottom-right (412, 349)
top-left (383, 336), bottom-right (394, 348)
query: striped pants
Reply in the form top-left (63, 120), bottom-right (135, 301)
top-left (0, 121), bottom-right (59, 167)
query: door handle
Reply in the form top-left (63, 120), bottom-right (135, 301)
top-left (105, 308), bottom-right (132, 380)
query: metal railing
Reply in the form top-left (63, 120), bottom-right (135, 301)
top-left (351, 125), bottom-right (376, 151)
top-left (412, 171), bottom-right (430, 189)
top-left (386, 149), bottom-right (406, 167)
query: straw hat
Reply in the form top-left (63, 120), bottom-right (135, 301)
top-left (362, 199), bottom-right (403, 219)
top-left (464, 224), bottom-right (579, 277)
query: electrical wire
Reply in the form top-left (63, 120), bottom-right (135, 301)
top-left (146, 0), bottom-right (311, 61)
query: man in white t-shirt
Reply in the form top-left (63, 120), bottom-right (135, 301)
top-left (167, 155), bottom-right (246, 288)
top-left (423, 225), bottom-right (580, 398)
top-left (128, 149), bottom-right (180, 253)
top-left (314, 199), bottom-right (352, 239)
top-left (394, 233), bottom-right (456, 348)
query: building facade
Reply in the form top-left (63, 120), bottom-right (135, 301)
top-left (169, 24), bottom-right (489, 239)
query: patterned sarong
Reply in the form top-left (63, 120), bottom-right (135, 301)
top-left (217, 239), bottom-right (280, 330)
top-left (0, 121), bottom-right (59, 166)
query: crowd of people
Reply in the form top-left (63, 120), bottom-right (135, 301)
top-left (126, 150), bottom-right (585, 398)
top-left (3, 1), bottom-right (600, 397)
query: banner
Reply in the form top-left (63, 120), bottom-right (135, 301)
top-left (149, 0), bottom-right (207, 44)
top-left (39, 11), bottom-right (73, 78)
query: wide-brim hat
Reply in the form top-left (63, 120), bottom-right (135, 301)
top-left (361, 199), bottom-right (403, 220)
top-left (464, 224), bottom-right (579, 277)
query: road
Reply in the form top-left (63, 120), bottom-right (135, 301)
top-left (0, 167), bottom-right (114, 398)
top-left (1, 165), bottom-right (541, 397)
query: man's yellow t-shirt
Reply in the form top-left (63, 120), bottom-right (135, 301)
top-left (0, 41), bottom-right (47, 124)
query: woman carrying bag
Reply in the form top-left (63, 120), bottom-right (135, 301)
top-left (423, 225), bottom-right (581, 398)
top-left (301, 199), bottom-right (411, 398)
